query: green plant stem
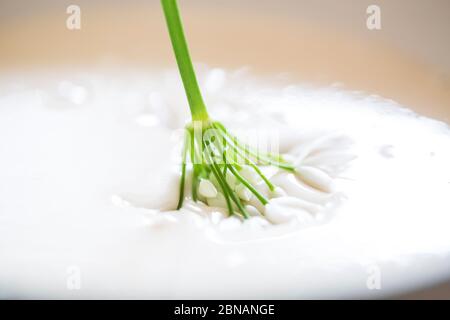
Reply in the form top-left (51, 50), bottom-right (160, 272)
top-left (161, 0), bottom-right (209, 121)
top-left (176, 131), bottom-right (189, 209)
top-left (227, 164), bottom-right (269, 205)
top-left (211, 126), bottom-right (276, 191)
top-left (213, 122), bottom-right (295, 172)
top-left (161, 0), bottom-right (296, 218)
top-left (204, 141), bottom-right (250, 218)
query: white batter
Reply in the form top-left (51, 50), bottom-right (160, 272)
top-left (0, 67), bottom-right (449, 298)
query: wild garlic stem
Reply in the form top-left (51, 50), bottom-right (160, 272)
top-left (161, 0), bottom-right (295, 218)
top-left (161, 0), bottom-right (209, 121)
top-left (176, 130), bottom-right (189, 210)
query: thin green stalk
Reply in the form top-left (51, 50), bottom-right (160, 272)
top-left (229, 142), bottom-right (275, 191)
top-left (204, 146), bottom-right (234, 216)
top-left (161, 0), bottom-right (209, 121)
top-left (189, 128), bottom-right (199, 201)
top-left (176, 130), bottom-right (189, 209)
top-left (227, 164), bottom-right (269, 205)
top-left (204, 141), bottom-right (249, 218)
top-left (212, 160), bottom-right (250, 219)
top-left (192, 169), bottom-right (199, 201)
top-left (211, 127), bottom-right (276, 191)
top-left (214, 122), bottom-right (295, 171)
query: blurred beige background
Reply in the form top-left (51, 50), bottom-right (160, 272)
top-left (1, 0), bottom-right (449, 122)
top-left (1, 0), bottom-right (449, 71)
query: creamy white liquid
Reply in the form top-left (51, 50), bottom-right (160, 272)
top-left (0, 67), bottom-right (449, 298)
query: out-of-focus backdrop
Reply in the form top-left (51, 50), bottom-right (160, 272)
top-left (0, 0), bottom-right (449, 299)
